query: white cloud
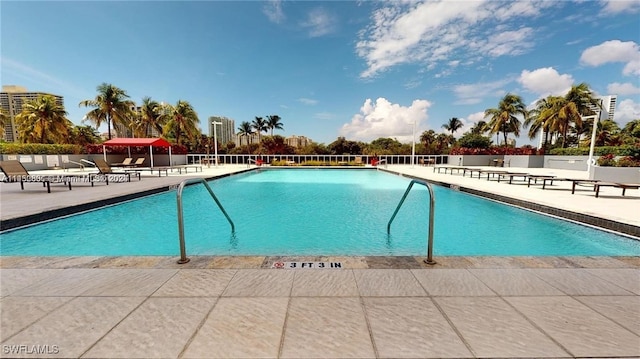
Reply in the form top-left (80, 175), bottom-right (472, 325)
top-left (452, 79), bottom-right (510, 105)
top-left (263, 0), bottom-right (285, 24)
top-left (340, 98), bottom-right (431, 142)
top-left (580, 40), bottom-right (640, 75)
top-left (607, 82), bottom-right (640, 95)
top-left (477, 27), bottom-right (535, 57)
top-left (614, 98), bottom-right (640, 125)
top-left (356, 1), bottom-right (558, 78)
top-left (448, 112), bottom-right (487, 136)
top-left (518, 67), bottom-right (574, 97)
top-left (300, 8), bottom-right (337, 37)
top-left (466, 111), bottom-right (486, 123)
top-left (404, 77), bottom-right (422, 89)
top-left (600, 0), bottom-right (640, 14)
top-left (298, 98), bottom-right (318, 105)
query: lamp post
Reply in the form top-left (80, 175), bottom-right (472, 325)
top-left (211, 121), bottom-right (222, 167)
top-left (585, 114), bottom-right (599, 173)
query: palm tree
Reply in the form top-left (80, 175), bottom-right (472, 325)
top-left (252, 116), bottom-right (268, 143)
top-left (70, 125), bottom-right (101, 146)
top-left (582, 119), bottom-right (623, 147)
top-left (266, 115), bottom-right (283, 135)
top-left (565, 83), bottom-right (600, 117)
top-left (419, 130), bottom-right (436, 154)
top-left (549, 83), bottom-right (599, 148)
top-left (160, 100), bottom-right (200, 146)
top-left (128, 111), bottom-right (145, 138)
top-left (525, 96), bottom-right (561, 149)
top-left (139, 97), bottom-right (165, 137)
top-left (470, 120), bottom-right (488, 134)
top-left (622, 119), bottom-right (640, 140)
top-left (434, 133), bottom-right (454, 153)
top-left (442, 117), bottom-right (463, 136)
top-left (79, 83), bottom-right (134, 140)
top-left (15, 95), bottom-right (72, 143)
top-left (237, 121), bottom-right (253, 144)
top-left (484, 93), bottom-right (527, 147)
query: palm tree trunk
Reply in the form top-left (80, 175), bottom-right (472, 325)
top-left (40, 119), bottom-right (46, 143)
top-left (107, 113), bottom-right (112, 140)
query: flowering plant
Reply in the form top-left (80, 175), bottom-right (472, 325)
top-left (596, 154), bottom-right (616, 167)
top-left (450, 146), bottom-right (542, 155)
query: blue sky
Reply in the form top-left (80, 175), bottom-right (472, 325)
top-left (2, 0), bottom-right (639, 146)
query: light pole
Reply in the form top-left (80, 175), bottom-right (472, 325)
top-left (211, 121), bottom-right (222, 167)
top-left (585, 114), bottom-right (600, 173)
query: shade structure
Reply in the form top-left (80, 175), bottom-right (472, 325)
top-left (102, 138), bottom-right (172, 168)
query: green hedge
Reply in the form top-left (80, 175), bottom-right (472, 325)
top-left (548, 146), bottom-right (640, 157)
top-left (0, 143), bottom-right (84, 155)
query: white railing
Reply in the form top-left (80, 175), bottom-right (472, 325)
top-left (186, 154), bottom-right (448, 166)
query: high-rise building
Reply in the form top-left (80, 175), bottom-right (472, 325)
top-left (538, 94), bottom-right (618, 148)
top-left (596, 95), bottom-right (617, 121)
top-left (235, 132), bottom-right (260, 146)
top-left (0, 85), bottom-right (65, 142)
top-left (208, 116), bottom-right (235, 145)
top-left (285, 135), bottom-right (312, 148)
top-left (113, 104), bottom-right (164, 138)
top-left (113, 105), bottom-right (141, 138)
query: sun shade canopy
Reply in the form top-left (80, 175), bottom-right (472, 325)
top-left (102, 138), bottom-right (171, 147)
top-left (101, 138), bottom-right (172, 168)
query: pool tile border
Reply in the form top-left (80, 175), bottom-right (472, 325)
top-left (1, 255), bottom-right (638, 269)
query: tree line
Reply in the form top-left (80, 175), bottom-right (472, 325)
top-left (2, 81), bottom-right (638, 156)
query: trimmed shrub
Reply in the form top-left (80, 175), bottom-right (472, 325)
top-left (0, 143), bottom-right (83, 154)
top-left (616, 156), bottom-right (640, 167)
top-left (450, 146), bottom-right (541, 155)
top-left (549, 146), bottom-right (639, 157)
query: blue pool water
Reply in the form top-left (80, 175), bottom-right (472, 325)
top-left (1, 169), bottom-right (639, 256)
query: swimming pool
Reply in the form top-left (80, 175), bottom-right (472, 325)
top-left (1, 169), bottom-right (639, 256)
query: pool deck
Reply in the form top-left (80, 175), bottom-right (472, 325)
top-left (1, 164), bottom-right (639, 358)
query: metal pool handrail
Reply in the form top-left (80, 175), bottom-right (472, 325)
top-left (387, 179), bottom-right (436, 264)
top-left (176, 178), bottom-right (235, 264)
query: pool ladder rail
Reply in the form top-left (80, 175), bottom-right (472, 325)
top-left (175, 178), bottom-right (434, 265)
top-left (387, 179), bottom-right (436, 265)
top-left (175, 178), bottom-right (235, 264)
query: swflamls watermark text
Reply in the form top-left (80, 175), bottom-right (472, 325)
top-left (3, 344), bottom-right (60, 355)
top-left (5, 175), bottom-right (129, 183)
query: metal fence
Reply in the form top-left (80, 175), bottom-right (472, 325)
top-left (186, 154), bottom-right (449, 166)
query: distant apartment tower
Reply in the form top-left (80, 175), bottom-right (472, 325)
top-left (113, 104), bottom-right (163, 138)
top-left (113, 105), bottom-right (140, 138)
top-left (235, 132), bottom-right (260, 146)
top-left (595, 95), bottom-right (617, 121)
top-left (285, 135), bottom-right (312, 148)
top-left (0, 85), bottom-right (65, 142)
top-left (208, 116), bottom-right (235, 145)
top-left (538, 94), bottom-right (617, 148)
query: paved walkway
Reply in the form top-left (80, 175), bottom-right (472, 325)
top-left (1, 164), bottom-right (639, 358)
